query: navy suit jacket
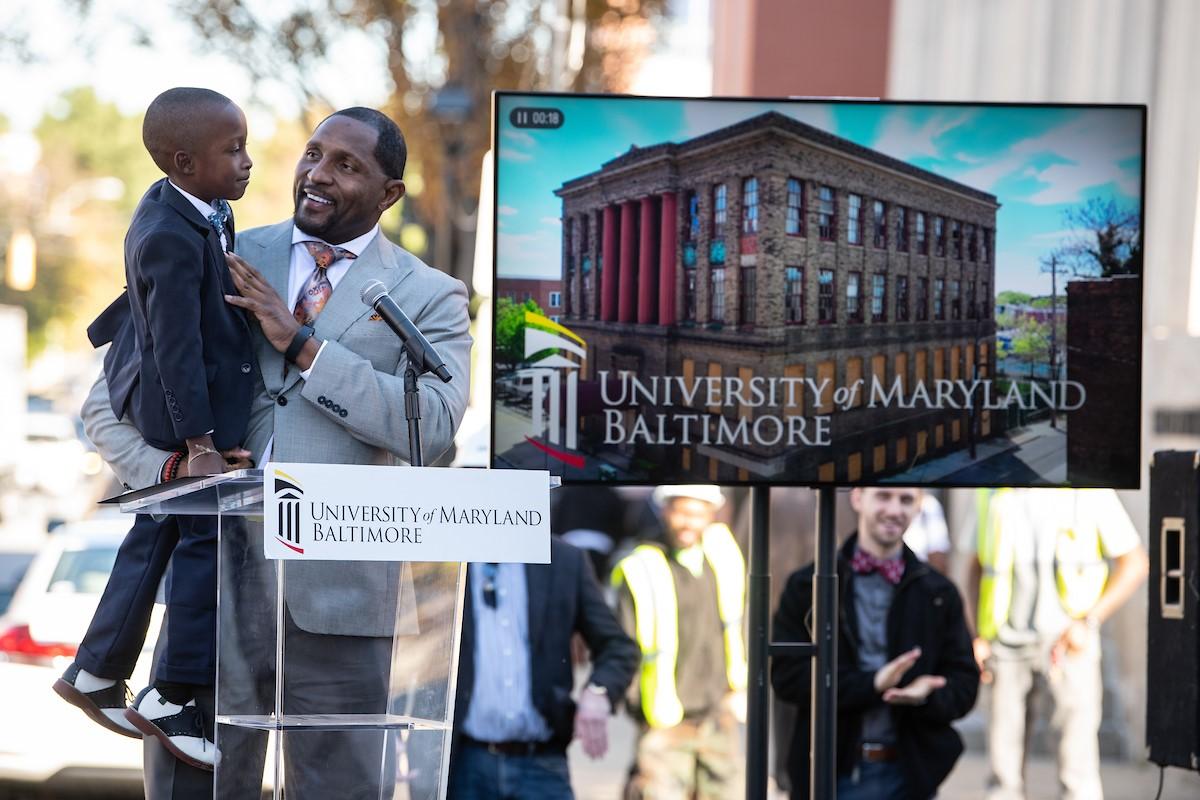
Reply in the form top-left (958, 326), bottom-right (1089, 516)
top-left (453, 537), bottom-right (639, 750)
top-left (88, 179), bottom-right (254, 451)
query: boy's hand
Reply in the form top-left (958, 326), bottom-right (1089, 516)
top-left (188, 451), bottom-right (226, 476)
top-left (224, 253), bottom-right (299, 353)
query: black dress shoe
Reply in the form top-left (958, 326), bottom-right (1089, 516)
top-left (52, 662), bottom-right (142, 739)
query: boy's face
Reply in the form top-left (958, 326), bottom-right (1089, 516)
top-left (187, 103), bottom-right (252, 202)
top-left (293, 115), bottom-right (405, 245)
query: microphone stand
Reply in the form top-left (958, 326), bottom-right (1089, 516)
top-left (405, 365), bottom-right (424, 467)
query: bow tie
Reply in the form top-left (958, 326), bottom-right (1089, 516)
top-left (850, 549), bottom-right (905, 585)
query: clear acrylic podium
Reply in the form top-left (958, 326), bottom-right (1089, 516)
top-left (117, 469), bottom-right (466, 800)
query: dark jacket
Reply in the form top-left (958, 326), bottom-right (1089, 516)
top-left (772, 535), bottom-right (979, 800)
top-left (88, 179), bottom-right (254, 451)
top-left (452, 537), bottom-right (639, 750)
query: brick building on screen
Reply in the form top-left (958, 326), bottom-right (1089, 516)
top-left (554, 111), bottom-right (1000, 482)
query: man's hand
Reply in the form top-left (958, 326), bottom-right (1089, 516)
top-left (1051, 619), bottom-right (1091, 667)
top-left (874, 647), bottom-right (922, 693)
top-left (883, 674), bottom-right (947, 705)
top-left (224, 252), bottom-right (300, 354)
top-left (973, 636), bottom-right (993, 684)
top-left (573, 688), bottom-right (610, 759)
top-left (221, 446), bottom-right (254, 471)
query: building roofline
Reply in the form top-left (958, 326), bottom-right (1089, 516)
top-left (555, 110), bottom-right (999, 207)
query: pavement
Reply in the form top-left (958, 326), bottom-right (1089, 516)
top-left (567, 713), bottom-right (1200, 799)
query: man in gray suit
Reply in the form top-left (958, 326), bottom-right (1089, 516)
top-left (82, 107), bottom-right (471, 799)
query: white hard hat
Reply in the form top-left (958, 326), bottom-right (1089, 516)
top-left (652, 484), bottom-right (726, 509)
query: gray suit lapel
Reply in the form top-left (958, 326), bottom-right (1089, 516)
top-left (238, 222), bottom-right (293, 394)
top-left (277, 231), bottom-right (415, 396)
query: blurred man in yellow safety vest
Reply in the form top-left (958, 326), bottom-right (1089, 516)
top-left (966, 488), bottom-right (1148, 800)
top-left (613, 485), bottom-right (747, 799)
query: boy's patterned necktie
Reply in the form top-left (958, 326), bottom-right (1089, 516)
top-left (207, 199), bottom-right (232, 251)
top-left (293, 241), bottom-right (357, 325)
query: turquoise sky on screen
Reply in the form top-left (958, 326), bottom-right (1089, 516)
top-left (494, 95), bottom-right (1144, 297)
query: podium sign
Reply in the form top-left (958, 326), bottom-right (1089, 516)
top-left (264, 463), bottom-right (551, 562)
top-left (110, 467), bottom-right (553, 800)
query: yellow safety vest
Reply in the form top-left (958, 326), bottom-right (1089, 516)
top-left (977, 488), bottom-right (1109, 640)
top-left (612, 523), bottom-right (748, 729)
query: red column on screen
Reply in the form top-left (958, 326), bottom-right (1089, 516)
top-left (637, 197), bottom-right (659, 324)
top-left (658, 192), bottom-right (678, 326)
top-left (600, 205), bottom-right (618, 321)
top-left (618, 200), bottom-right (638, 323)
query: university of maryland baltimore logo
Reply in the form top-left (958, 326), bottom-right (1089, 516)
top-left (521, 311), bottom-right (586, 469)
top-left (273, 468), bottom-right (305, 554)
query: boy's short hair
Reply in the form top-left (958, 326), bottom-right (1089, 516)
top-left (324, 107), bottom-right (407, 180)
top-left (143, 88), bottom-right (235, 174)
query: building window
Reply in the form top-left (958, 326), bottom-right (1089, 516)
top-left (710, 266), bottom-right (726, 323)
top-left (848, 194), bottom-right (864, 245)
top-left (980, 280), bottom-right (990, 318)
top-left (872, 200), bottom-right (887, 249)
top-left (982, 228), bottom-right (992, 263)
top-left (951, 280), bottom-right (961, 319)
top-left (966, 223), bottom-right (977, 261)
top-left (582, 268), bottom-right (592, 318)
top-left (916, 212), bottom-right (928, 255)
top-left (897, 275), bottom-right (909, 321)
top-left (818, 185), bottom-right (836, 240)
top-left (685, 191), bottom-right (700, 241)
top-left (934, 278), bottom-right (945, 320)
top-left (785, 266), bottom-right (804, 324)
top-left (683, 264), bottom-right (697, 322)
top-left (847, 271), bottom-right (863, 322)
top-left (951, 220), bottom-right (962, 259)
top-left (934, 216), bottom-right (946, 257)
top-left (524, 291), bottom-right (533, 302)
top-left (742, 177), bottom-right (758, 235)
top-left (712, 184), bottom-right (727, 237)
top-left (549, 291), bottom-right (561, 309)
top-left (896, 207), bottom-right (909, 252)
top-left (818, 268), bottom-right (835, 323)
top-left (966, 281), bottom-right (976, 319)
top-left (916, 277), bottom-right (929, 321)
top-left (786, 178), bottom-right (805, 236)
top-left (739, 266), bottom-right (756, 325)
top-left (871, 273), bottom-right (886, 321)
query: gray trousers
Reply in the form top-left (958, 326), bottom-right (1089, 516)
top-left (985, 634), bottom-right (1103, 800)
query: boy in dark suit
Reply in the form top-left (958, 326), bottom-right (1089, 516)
top-left (53, 87), bottom-right (256, 771)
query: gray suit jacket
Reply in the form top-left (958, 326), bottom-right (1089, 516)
top-left (83, 220), bottom-right (472, 637)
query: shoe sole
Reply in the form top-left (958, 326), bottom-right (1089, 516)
top-left (124, 707), bottom-right (216, 772)
top-left (52, 678), bottom-right (142, 740)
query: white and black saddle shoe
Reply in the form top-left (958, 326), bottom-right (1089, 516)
top-left (124, 686), bottom-right (219, 771)
top-left (52, 662), bottom-right (142, 738)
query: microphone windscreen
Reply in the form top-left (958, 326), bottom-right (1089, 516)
top-left (360, 279), bottom-right (387, 307)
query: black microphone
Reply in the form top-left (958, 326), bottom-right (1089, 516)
top-left (360, 280), bottom-right (452, 383)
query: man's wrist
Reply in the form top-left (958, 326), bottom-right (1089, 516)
top-left (294, 336), bottom-right (322, 372)
top-left (285, 324), bottom-right (315, 362)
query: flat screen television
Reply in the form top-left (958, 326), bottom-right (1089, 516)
top-left (489, 92), bottom-right (1145, 488)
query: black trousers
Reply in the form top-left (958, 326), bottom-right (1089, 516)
top-left (76, 513), bottom-right (217, 685)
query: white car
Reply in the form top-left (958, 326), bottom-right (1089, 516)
top-left (0, 518), bottom-right (161, 795)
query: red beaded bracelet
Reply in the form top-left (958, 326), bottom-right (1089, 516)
top-left (161, 451), bottom-right (186, 483)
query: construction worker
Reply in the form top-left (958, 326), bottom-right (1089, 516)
top-left (613, 485), bottom-right (747, 799)
top-left (967, 488), bottom-right (1148, 800)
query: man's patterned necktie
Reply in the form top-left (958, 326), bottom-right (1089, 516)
top-left (207, 199), bottom-right (232, 252)
top-left (293, 241), bottom-right (357, 326)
